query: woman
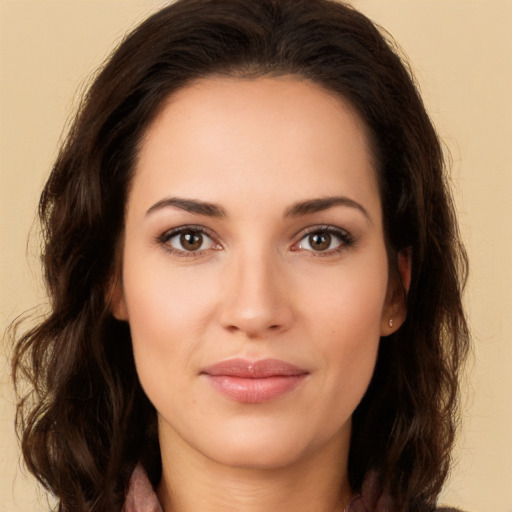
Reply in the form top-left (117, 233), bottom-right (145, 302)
top-left (11, 0), bottom-right (469, 511)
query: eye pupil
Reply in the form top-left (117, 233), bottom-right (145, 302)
top-left (309, 233), bottom-right (331, 251)
top-left (180, 231), bottom-right (203, 251)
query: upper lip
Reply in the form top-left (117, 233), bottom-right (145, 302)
top-left (201, 358), bottom-right (308, 378)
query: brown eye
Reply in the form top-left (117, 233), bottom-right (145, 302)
top-left (308, 233), bottom-right (331, 251)
top-left (180, 230), bottom-right (203, 251)
top-left (295, 227), bottom-right (351, 254)
top-left (162, 227), bottom-right (217, 254)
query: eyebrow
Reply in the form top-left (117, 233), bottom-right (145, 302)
top-left (145, 195), bottom-right (371, 222)
top-left (285, 196), bottom-right (372, 222)
top-left (146, 197), bottom-right (226, 217)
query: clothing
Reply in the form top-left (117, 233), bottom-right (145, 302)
top-left (122, 464), bottom-right (163, 512)
top-left (122, 464), bottom-right (460, 512)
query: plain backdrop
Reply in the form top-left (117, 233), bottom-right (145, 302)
top-left (1, 1), bottom-right (511, 511)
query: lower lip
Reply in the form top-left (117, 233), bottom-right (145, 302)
top-left (204, 374), bottom-right (307, 403)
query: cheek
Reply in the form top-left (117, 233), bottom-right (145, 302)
top-left (296, 254), bottom-right (389, 339)
top-left (123, 246), bottom-right (217, 334)
top-left (121, 253), bottom-right (219, 396)
top-left (295, 258), bottom-right (388, 399)
top-left (312, 291), bottom-right (383, 388)
top-left (302, 298), bottom-right (380, 435)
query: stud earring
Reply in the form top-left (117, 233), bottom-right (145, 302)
top-left (388, 318), bottom-right (393, 328)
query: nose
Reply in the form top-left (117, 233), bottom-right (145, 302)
top-left (219, 250), bottom-right (294, 338)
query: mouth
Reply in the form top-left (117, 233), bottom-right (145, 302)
top-left (201, 358), bottom-right (309, 404)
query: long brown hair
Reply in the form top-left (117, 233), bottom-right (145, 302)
top-left (11, 1), bottom-right (469, 510)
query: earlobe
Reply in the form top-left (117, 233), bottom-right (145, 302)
top-left (381, 247), bottom-right (412, 336)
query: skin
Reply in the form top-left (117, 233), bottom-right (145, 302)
top-left (113, 76), bottom-right (408, 512)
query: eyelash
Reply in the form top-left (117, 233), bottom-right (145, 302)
top-left (157, 225), bottom-right (220, 258)
top-left (156, 224), bottom-right (355, 258)
top-left (291, 225), bottom-right (355, 257)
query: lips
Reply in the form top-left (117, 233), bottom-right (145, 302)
top-left (201, 358), bottom-right (309, 403)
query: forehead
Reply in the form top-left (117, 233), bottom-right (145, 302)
top-left (132, 76), bottom-right (380, 219)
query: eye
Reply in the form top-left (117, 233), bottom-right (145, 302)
top-left (159, 226), bottom-right (219, 255)
top-left (294, 226), bottom-right (353, 254)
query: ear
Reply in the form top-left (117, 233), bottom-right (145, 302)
top-left (108, 274), bottom-right (129, 321)
top-left (397, 247), bottom-right (412, 293)
top-left (380, 248), bottom-right (412, 336)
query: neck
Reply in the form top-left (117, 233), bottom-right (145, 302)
top-left (157, 426), bottom-right (352, 512)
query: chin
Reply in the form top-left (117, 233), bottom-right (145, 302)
top-left (192, 418), bottom-right (348, 471)
top-left (205, 437), bottom-right (308, 470)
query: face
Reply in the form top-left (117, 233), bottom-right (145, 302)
top-left (114, 76), bottom-right (406, 471)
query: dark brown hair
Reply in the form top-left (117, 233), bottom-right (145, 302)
top-left (11, 1), bottom-right (469, 511)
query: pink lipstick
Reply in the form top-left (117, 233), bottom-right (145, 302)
top-left (201, 358), bottom-right (308, 403)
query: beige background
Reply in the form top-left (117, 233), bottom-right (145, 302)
top-left (1, 1), bottom-right (511, 511)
